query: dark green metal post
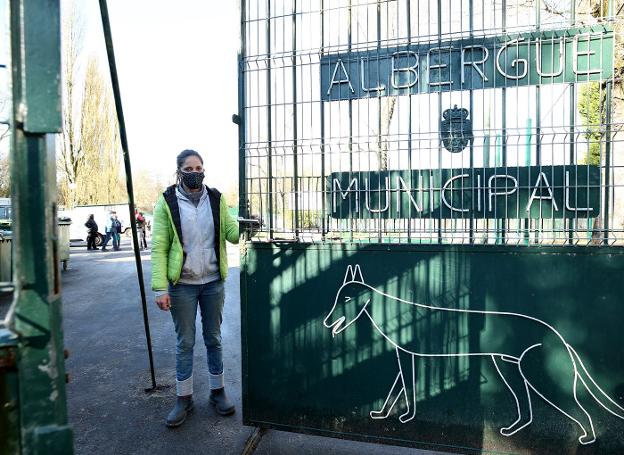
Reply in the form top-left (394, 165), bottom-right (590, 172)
top-left (4, 0), bottom-right (73, 452)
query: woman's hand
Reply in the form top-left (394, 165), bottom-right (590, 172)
top-left (155, 293), bottom-right (171, 311)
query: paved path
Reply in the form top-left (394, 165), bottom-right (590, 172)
top-left (62, 240), bottom-right (442, 455)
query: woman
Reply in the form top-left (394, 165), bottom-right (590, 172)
top-left (152, 149), bottom-right (239, 428)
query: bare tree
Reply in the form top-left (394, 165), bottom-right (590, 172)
top-left (58, 0), bottom-right (85, 207)
top-left (58, 1), bottom-right (125, 207)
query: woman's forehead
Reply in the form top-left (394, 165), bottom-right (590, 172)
top-left (182, 156), bottom-right (202, 168)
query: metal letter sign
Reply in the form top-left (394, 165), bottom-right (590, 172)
top-left (321, 26), bottom-right (613, 100)
top-left (328, 166), bottom-right (600, 219)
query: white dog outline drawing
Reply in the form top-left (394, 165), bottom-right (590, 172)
top-left (323, 265), bottom-right (624, 445)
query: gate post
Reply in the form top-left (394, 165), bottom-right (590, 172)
top-left (1, 0), bottom-right (73, 453)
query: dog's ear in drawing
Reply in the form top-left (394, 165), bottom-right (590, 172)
top-left (343, 264), bottom-right (364, 284)
top-left (352, 265), bottom-right (364, 283)
top-left (342, 265), bottom-right (354, 284)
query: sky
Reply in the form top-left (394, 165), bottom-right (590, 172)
top-left (80, 0), bottom-right (241, 192)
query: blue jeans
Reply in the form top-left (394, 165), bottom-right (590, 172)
top-left (102, 231), bottom-right (120, 249)
top-left (169, 280), bottom-right (225, 383)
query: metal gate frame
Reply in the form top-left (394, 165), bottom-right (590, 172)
top-left (238, 1), bottom-right (624, 452)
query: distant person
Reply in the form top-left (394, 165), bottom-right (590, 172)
top-left (136, 210), bottom-right (148, 250)
top-left (101, 211), bottom-right (120, 251)
top-left (151, 149), bottom-right (239, 428)
top-left (84, 214), bottom-right (99, 251)
top-left (113, 214), bottom-right (122, 251)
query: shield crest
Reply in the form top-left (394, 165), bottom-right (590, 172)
top-left (440, 105), bottom-right (473, 153)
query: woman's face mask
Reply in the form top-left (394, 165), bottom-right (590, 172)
top-left (180, 171), bottom-right (205, 190)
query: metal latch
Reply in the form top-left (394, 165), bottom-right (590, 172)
top-left (237, 217), bottom-right (261, 225)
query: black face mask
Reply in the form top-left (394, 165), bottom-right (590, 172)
top-left (180, 171), bottom-right (205, 190)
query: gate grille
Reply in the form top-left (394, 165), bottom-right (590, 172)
top-left (240, 0), bottom-right (623, 245)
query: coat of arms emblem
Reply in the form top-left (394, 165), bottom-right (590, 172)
top-left (440, 105), bottom-right (473, 153)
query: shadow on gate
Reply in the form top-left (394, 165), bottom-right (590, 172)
top-left (241, 243), bottom-right (624, 454)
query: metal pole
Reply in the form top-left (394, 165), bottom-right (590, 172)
top-left (603, 0), bottom-right (614, 245)
top-left (437, 0), bottom-right (443, 244)
top-left (266, 0), bottom-right (274, 239)
top-left (348, 0), bottom-right (354, 242)
top-left (469, 0), bottom-right (475, 244)
top-left (98, 0), bottom-right (157, 391)
top-left (7, 1), bottom-right (73, 450)
top-left (603, 83), bottom-right (613, 246)
top-left (292, 0), bottom-right (299, 238)
top-left (568, 0), bottom-right (575, 244)
top-left (376, 0), bottom-right (382, 242)
top-left (535, 0), bottom-right (541, 166)
top-left (499, 0), bottom-right (507, 244)
top-left (237, 0), bottom-right (248, 232)
top-left (406, 0), bottom-right (412, 242)
top-left (320, 0), bottom-right (326, 240)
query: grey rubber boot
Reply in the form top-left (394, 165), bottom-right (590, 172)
top-left (209, 388), bottom-right (235, 416)
top-left (165, 395), bottom-right (194, 427)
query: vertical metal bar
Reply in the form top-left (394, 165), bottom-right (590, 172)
top-left (468, 0), bottom-right (474, 244)
top-left (8, 1), bottom-right (73, 449)
top-left (348, 0), bottom-right (353, 242)
top-left (602, 0), bottom-right (615, 245)
top-left (99, 0), bottom-right (157, 391)
top-left (535, 0), bottom-right (544, 244)
top-left (603, 41), bottom-right (613, 244)
top-left (237, 0), bottom-right (250, 422)
top-left (499, 0), bottom-right (507, 244)
top-left (292, 0), bottom-right (299, 238)
top-left (568, 0), bottom-right (575, 244)
top-left (437, 0), bottom-right (442, 244)
top-left (535, 0), bottom-right (542, 165)
top-left (320, 0), bottom-right (326, 240)
top-left (238, 0), bottom-right (248, 231)
top-left (406, 0), bottom-right (412, 242)
top-left (266, 0), bottom-right (274, 239)
top-left (376, 0), bottom-right (382, 242)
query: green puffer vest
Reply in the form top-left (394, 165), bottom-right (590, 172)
top-left (151, 185), bottom-right (239, 292)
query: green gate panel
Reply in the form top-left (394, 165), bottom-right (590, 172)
top-left (241, 243), bottom-right (624, 454)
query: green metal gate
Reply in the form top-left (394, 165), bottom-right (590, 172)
top-left (238, 0), bottom-right (624, 452)
top-left (0, 1), bottom-right (73, 453)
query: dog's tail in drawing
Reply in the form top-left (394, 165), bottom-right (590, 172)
top-left (568, 344), bottom-right (624, 420)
